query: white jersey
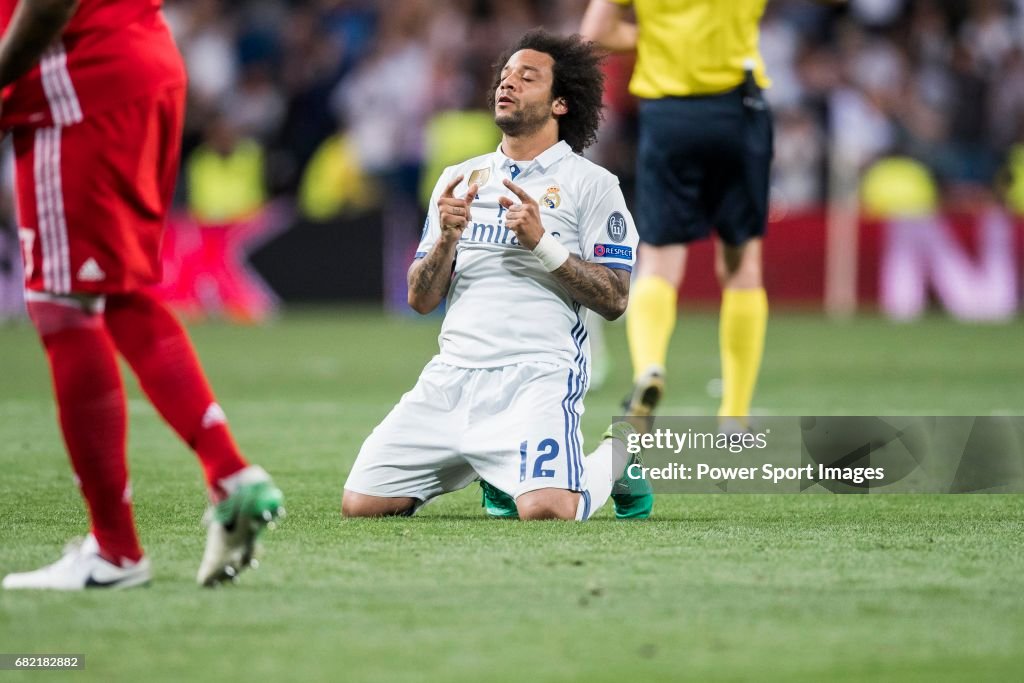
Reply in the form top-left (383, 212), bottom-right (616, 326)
top-left (415, 140), bottom-right (638, 370)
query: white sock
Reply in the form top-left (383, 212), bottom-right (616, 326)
top-left (217, 465), bottom-right (269, 496)
top-left (575, 438), bottom-right (616, 520)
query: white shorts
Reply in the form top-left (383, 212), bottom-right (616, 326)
top-left (344, 358), bottom-right (589, 505)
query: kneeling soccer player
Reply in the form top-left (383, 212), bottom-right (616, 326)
top-left (342, 31), bottom-right (652, 521)
top-left (0, 0), bottom-right (282, 590)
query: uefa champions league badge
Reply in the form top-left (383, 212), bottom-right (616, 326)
top-left (607, 211), bottom-right (627, 243)
top-left (540, 186), bottom-right (561, 209)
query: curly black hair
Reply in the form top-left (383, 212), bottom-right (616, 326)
top-left (488, 29), bottom-right (605, 154)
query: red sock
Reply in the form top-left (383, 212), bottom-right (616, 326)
top-left (28, 300), bottom-right (143, 564)
top-left (104, 290), bottom-right (248, 496)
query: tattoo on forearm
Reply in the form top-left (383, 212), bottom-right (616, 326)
top-left (551, 255), bottom-right (629, 320)
top-left (408, 241), bottom-right (457, 302)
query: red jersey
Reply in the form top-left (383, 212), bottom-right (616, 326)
top-left (0, 0), bottom-right (186, 128)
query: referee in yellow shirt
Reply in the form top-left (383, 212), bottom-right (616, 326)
top-left (583, 0), bottom-right (776, 429)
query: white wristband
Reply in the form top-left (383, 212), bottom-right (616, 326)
top-left (532, 232), bottom-right (570, 272)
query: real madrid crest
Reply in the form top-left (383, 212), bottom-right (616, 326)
top-left (468, 168), bottom-right (490, 187)
top-left (539, 186), bottom-right (561, 209)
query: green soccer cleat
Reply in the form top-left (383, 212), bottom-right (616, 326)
top-left (197, 466), bottom-right (285, 587)
top-left (604, 422), bottom-right (654, 520)
top-left (480, 480), bottom-right (518, 519)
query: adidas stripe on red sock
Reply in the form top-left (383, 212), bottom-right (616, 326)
top-left (104, 290), bottom-right (248, 496)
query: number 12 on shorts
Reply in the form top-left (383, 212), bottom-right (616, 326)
top-left (520, 438), bottom-right (560, 481)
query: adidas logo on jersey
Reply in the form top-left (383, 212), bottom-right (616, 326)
top-left (76, 258), bottom-right (106, 282)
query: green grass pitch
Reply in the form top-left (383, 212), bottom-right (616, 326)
top-left (1, 309), bottom-right (1022, 682)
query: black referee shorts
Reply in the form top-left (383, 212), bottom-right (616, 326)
top-left (635, 85), bottom-right (773, 247)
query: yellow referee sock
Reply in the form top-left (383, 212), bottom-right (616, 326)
top-left (626, 276), bottom-right (677, 380)
top-left (718, 287), bottom-right (768, 420)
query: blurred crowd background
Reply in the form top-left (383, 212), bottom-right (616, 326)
top-left (160, 0), bottom-right (1024, 215)
top-left (2, 0), bottom-right (1024, 319)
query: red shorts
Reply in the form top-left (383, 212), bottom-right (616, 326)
top-left (14, 84), bottom-right (185, 294)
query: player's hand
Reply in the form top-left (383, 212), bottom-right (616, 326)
top-left (499, 179), bottom-right (544, 250)
top-left (437, 175), bottom-right (478, 241)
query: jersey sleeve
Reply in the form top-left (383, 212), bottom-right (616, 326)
top-left (415, 166), bottom-right (454, 259)
top-left (578, 178), bottom-right (638, 273)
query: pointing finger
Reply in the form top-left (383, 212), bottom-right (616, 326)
top-left (502, 178), bottom-right (533, 203)
top-left (442, 174), bottom-right (465, 199)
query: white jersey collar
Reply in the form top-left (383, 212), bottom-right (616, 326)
top-left (495, 139), bottom-right (574, 175)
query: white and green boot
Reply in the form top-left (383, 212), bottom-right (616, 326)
top-left (604, 422), bottom-right (654, 520)
top-left (197, 466), bottom-right (284, 587)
